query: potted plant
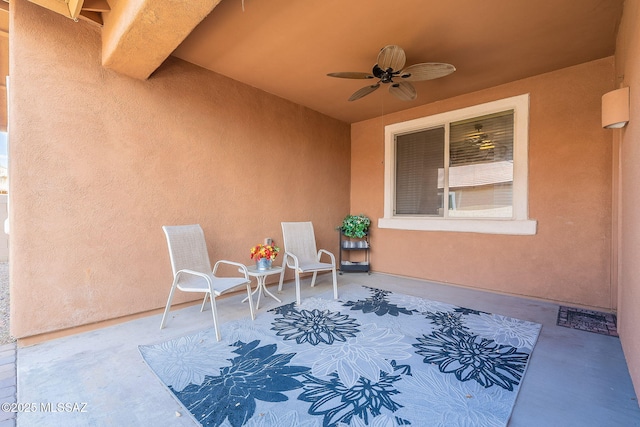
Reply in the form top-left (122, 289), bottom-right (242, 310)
top-left (339, 214), bottom-right (371, 238)
top-left (250, 242), bottom-right (280, 270)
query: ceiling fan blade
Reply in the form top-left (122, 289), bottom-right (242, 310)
top-left (399, 62), bottom-right (456, 81)
top-left (389, 81), bottom-right (417, 101)
top-left (377, 45), bottom-right (406, 72)
top-left (348, 83), bottom-right (381, 101)
top-left (327, 72), bottom-right (375, 79)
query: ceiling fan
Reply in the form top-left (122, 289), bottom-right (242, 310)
top-left (327, 45), bottom-right (456, 102)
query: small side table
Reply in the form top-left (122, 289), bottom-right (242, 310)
top-left (242, 265), bottom-right (283, 309)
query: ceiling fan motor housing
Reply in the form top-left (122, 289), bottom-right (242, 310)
top-left (372, 64), bottom-right (397, 83)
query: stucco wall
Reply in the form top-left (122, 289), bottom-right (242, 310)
top-left (615, 0), bottom-right (640, 399)
top-left (8, 1), bottom-right (351, 340)
top-left (351, 57), bottom-right (615, 309)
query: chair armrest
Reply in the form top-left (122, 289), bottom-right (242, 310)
top-left (175, 269), bottom-right (215, 287)
top-left (284, 251), bottom-right (299, 270)
top-left (213, 260), bottom-right (250, 281)
top-left (317, 249), bottom-right (336, 264)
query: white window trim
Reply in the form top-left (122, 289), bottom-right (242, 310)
top-left (380, 94), bottom-right (537, 235)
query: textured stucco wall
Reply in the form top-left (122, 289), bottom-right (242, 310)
top-left (614, 0), bottom-right (640, 400)
top-left (8, 1), bottom-right (350, 340)
top-left (351, 57), bottom-right (614, 309)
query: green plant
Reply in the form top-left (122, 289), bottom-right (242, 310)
top-left (340, 214), bottom-right (371, 238)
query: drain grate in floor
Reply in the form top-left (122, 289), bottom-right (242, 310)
top-left (557, 306), bottom-right (618, 337)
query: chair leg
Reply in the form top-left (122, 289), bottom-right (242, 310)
top-left (209, 294), bottom-right (222, 342)
top-left (310, 271), bottom-right (318, 287)
top-left (332, 267), bottom-right (338, 300)
top-left (160, 283), bottom-right (178, 329)
top-left (295, 270), bottom-right (302, 305)
top-left (200, 294), bottom-right (209, 312)
top-left (278, 254), bottom-right (288, 292)
top-left (278, 265), bottom-right (286, 292)
top-left (245, 282), bottom-right (255, 320)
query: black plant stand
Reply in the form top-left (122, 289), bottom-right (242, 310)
top-left (338, 231), bottom-right (370, 274)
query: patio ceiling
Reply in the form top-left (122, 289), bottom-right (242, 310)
top-left (5, 0), bottom-right (625, 127)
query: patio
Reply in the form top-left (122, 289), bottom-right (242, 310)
top-left (15, 273), bottom-right (640, 426)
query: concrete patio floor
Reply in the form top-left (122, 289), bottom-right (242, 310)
top-left (15, 272), bottom-right (640, 426)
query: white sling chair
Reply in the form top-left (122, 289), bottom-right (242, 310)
top-left (160, 224), bottom-right (255, 341)
top-left (278, 221), bottom-right (338, 305)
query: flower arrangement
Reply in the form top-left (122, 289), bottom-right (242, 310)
top-left (340, 214), bottom-right (371, 238)
top-left (250, 243), bottom-right (280, 261)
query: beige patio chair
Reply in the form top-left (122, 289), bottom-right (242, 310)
top-left (278, 221), bottom-right (338, 305)
top-left (159, 224), bottom-right (255, 341)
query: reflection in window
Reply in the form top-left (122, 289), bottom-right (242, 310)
top-left (447, 111), bottom-right (514, 218)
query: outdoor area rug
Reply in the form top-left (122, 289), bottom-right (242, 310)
top-left (139, 286), bottom-right (542, 427)
top-left (557, 306), bottom-right (618, 337)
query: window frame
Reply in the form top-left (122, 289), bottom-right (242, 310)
top-left (380, 94), bottom-right (537, 235)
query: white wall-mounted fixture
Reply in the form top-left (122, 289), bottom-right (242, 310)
top-left (602, 87), bottom-right (630, 129)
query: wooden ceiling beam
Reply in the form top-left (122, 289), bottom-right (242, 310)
top-left (81, 0), bottom-right (109, 13)
top-left (101, 0), bottom-right (223, 80)
top-left (27, 0), bottom-right (85, 20)
top-left (24, 0), bottom-right (223, 80)
top-left (27, 1), bottom-right (71, 18)
top-left (78, 10), bottom-right (103, 26)
top-left (67, 0), bottom-right (83, 19)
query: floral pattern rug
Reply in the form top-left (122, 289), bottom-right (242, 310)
top-left (139, 286), bottom-right (541, 427)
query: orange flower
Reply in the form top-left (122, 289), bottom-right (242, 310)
top-left (250, 243), bottom-right (280, 261)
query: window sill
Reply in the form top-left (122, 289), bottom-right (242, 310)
top-left (378, 217), bottom-right (537, 235)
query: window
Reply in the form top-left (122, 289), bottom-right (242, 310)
top-left (380, 94), bottom-right (536, 235)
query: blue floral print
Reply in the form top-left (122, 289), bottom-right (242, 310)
top-left (413, 330), bottom-right (530, 391)
top-left (299, 364), bottom-right (407, 426)
top-left (344, 287), bottom-right (415, 316)
top-left (271, 307), bottom-right (360, 345)
top-left (173, 340), bottom-right (309, 427)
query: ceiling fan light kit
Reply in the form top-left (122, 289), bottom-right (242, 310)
top-left (327, 45), bottom-right (455, 102)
